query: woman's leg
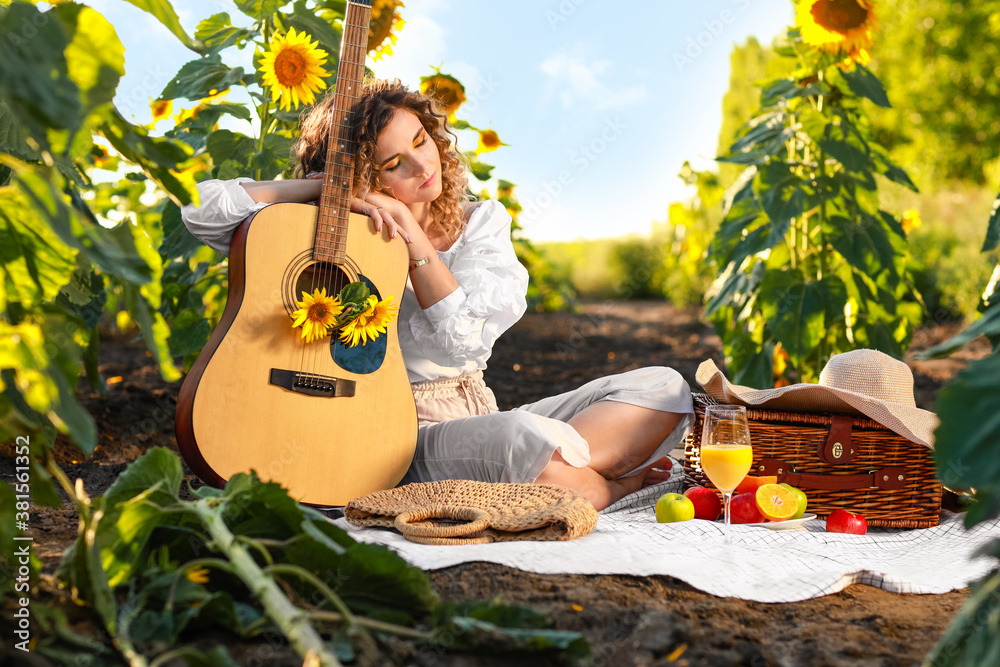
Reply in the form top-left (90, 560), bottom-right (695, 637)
top-left (568, 401), bottom-right (684, 479)
top-left (535, 452), bottom-right (673, 511)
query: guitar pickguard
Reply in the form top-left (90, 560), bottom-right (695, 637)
top-left (329, 274), bottom-right (387, 374)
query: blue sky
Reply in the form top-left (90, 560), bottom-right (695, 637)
top-left (92, 0), bottom-right (795, 241)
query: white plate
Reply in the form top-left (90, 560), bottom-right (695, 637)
top-left (743, 513), bottom-right (818, 530)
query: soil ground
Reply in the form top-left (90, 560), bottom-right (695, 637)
top-left (1, 301), bottom-right (990, 666)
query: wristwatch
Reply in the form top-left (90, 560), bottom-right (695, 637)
top-left (409, 257), bottom-right (430, 271)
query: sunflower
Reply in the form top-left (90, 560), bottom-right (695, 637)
top-left (797, 0), bottom-right (877, 62)
top-left (420, 72), bottom-right (466, 122)
top-left (476, 129), bottom-right (505, 154)
top-left (368, 0), bottom-right (405, 62)
top-left (292, 287), bottom-right (343, 343)
top-left (259, 28), bottom-right (331, 112)
top-left (900, 208), bottom-right (921, 234)
top-left (185, 567), bottom-right (210, 585)
top-left (339, 295), bottom-right (399, 347)
top-left (150, 98), bottom-right (173, 123)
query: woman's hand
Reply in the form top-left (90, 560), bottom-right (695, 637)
top-left (349, 192), bottom-right (418, 245)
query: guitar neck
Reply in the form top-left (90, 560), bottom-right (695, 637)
top-left (316, 0), bottom-right (373, 264)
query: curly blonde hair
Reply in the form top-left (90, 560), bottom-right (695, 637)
top-left (294, 78), bottom-right (470, 242)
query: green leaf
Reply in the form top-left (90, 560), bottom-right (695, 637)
top-left (871, 148), bottom-right (918, 192)
top-left (159, 202), bottom-right (204, 260)
top-left (826, 212), bottom-right (897, 282)
top-left (0, 102), bottom-right (42, 162)
top-left (705, 261), bottom-right (765, 318)
top-left (58, 505), bottom-right (118, 632)
top-left (933, 354), bottom-right (1000, 526)
top-left (919, 303), bottom-right (1000, 359)
top-left (251, 132), bottom-right (297, 180)
top-left (984, 191), bottom-right (1000, 252)
top-left (0, 3), bottom-right (81, 144)
top-left (159, 55), bottom-right (246, 102)
top-left (856, 319), bottom-right (904, 359)
top-left (105, 446), bottom-right (185, 506)
top-left (234, 0), bottom-right (284, 20)
top-left (443, 616), bottom-right (590, 660)
top-left (194, 13), bottom-right (255, 55)
top-left (720, 330), bottom-right (774, 390)
top-left (207, 129), bottom-right (256, 167)
top-left (33, 604), bottom-right (122, 665)
top-left (924, 571), bottom-right (1000, 667)
top-left (53, 4), bottom-right (125, 113)
top-left (838, 63), bottom-right (891, 108)
top-left (288, 2), bottom-right (342, 73)
top-left (817, 116), bottom-right (871, 173)
top-left (759, 270), bottom-right (844, 360)
top-left (119, 0), bottom-right (201, 52)
top-left (168, 308), bottom-right (211, 357)
top-left (101, 111), bottom-right (193, 206)
top-left (122, 283), bottom-right (182, 382)
top-left (718, 111), bottom-right (791, 165)
top-left (0, 190), bottom-right (79, 309)
top-left (759, 78), bottom-right (830, 108)
top-left (339, 281), bottom-right (371, 305)
top-left (758, 162), bottom-right (805, 246)
top-left (469, 159), bottom-right (495, 181)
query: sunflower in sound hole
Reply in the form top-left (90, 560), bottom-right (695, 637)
top-left (292, 282), bottom-right (398, 347)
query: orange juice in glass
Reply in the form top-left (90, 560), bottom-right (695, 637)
top-left (700, 405), bottom-right (752, 543)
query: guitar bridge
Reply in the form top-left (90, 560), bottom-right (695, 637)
top-left (269, 369), bottom-right (356, 397)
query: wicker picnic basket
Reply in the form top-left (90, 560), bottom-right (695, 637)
top-left (683, 394), bottom-right (942, 528)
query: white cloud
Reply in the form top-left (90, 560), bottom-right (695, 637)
top-left (540, 46), bottom-right (647, 110)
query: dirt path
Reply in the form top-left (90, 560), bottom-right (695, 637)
top-left (2, 301), bottom-right (988, 666)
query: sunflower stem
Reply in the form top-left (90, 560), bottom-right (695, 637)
top-left (191, 499), bottom-right (342, 667)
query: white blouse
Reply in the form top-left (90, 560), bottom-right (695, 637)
top-left (180, 179), bottom-right (529, 382)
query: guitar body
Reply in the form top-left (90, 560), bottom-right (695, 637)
top-left (175, 203), bottom-right (417, 506)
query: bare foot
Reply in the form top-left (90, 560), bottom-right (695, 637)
top-left (638, 456), bottom-right (673, 488)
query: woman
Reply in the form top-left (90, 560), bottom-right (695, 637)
top-left (182, 79), bottom-right (694, 511)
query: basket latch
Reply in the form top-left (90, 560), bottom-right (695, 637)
top-left (819, 415), bottom-right (856, 464)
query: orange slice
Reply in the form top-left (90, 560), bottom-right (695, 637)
top-left (755, 483), bottom-right (800, 522)
top-left (735, 475), bottom-right (777, 495)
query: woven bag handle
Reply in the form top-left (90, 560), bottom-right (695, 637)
top-left (394, 506), bottom-right (491, 539)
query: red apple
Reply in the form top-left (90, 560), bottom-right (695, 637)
top-left (729, 493), bottom-right (765, 524)
top-left (683, 486), bottom-right (722, 521)
top-left (826, 509), bottom-right (868, 535)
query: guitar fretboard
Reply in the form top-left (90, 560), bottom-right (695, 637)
top-left (315, 0), bottom-right (372, 264)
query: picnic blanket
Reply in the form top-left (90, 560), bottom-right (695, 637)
top-left (328, 459), bottom-right (1000, 603)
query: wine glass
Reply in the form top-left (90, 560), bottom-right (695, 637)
top-left (700, 405), bottom-right (753, 544)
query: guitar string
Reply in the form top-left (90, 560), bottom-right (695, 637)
top-left (314, 8), bottom-right (369, 377)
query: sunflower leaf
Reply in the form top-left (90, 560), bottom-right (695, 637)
top-left (933, 354), bottom-right (1000, 525)
top-left (838, 63), bottom-right (891, 108)
top-left (234, 0), bottom-right (284, 21)
top-left (339, 281), bottom-right (370, 307)
top-left (984, 190), bottom-right (1000, 252)
top-left (119, 0), bottom-right (202, 52)
top-left (159, 55), bottom-right (247, 102)
top-left (195, 13), bottom-right (256, 56)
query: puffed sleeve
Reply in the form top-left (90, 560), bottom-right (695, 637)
top-left (407, 200), bottom-right (529, 366)
top-left (180, 178), bottom-right (269, 255)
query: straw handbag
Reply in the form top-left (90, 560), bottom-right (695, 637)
top-left (345, 480), bottom-right (599, 544)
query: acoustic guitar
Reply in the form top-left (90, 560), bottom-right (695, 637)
top-left (175, 0), bottom-right (417, 506)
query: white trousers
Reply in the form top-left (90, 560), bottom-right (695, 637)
top-left (400, 366), bottom-right (695, 485)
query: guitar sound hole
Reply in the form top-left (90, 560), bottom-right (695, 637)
top-left (294, 262), bottom-right (352, 302)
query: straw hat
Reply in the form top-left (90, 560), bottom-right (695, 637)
top-left (696, 349), bottom-right (938, 448)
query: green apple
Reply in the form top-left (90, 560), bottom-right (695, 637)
top-left (779, 483), bottom-right (808, 520)
top-left (655, 493), bottom-right (695, 523)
